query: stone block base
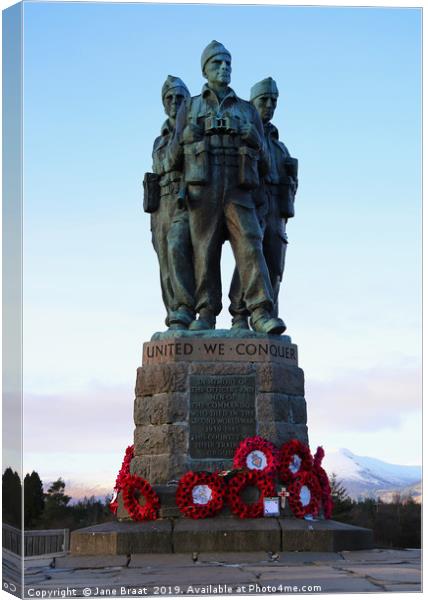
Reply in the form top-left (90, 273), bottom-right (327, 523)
top-left (279, 519), bottom-right (374, 552)
top-left (70, 521), bottom-right (173, 555)
top-left (71, 519), bottom-right (373, 555)
top-left (173, 518), bottom-right (281, 553)
top-left (132, 334), bottom-right (308, 485)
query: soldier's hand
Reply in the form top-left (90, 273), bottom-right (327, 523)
top-left (182, 123), bottom-right (204, 144)
top-left (239, 123), bottom-right (261, 150)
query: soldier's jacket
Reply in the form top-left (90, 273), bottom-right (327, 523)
top-left (171, 84), bottom-right (269, 208)
top-left (152, 119), bottom-right (182, 198)
top-left (257, 122), bottom-right (298, 220)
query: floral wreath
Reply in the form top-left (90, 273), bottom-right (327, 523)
top-left (233, 436), bottom-right (279, 476)
top-left (313, 446), bottom-right (334, 519)
top-left (122, 473), bottom-right (160, 521)
top-left (227, 470), bottom-right (275, 519)
top-left (279, 439), bottom-right (313, 484)
top-left (176, 471), bottom-right (226, 519)
top-left (109, 491), bottom-right (119, 515)
top-left (109, 444), bottom-right (134, 514)
top-left (287, 471), bottom-right (322, 519)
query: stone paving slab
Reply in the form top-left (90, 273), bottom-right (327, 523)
top-left (383, 583), bottom-right (422, 592)
top-left (127, 553), bottom-right (207, 567)
top-left (276, 551), bottom-right (346, 564)
top-left (114, 566), bottom-right (257, 587)
top-left (17, 548), bottom-right (421, 596)
top-left (340, 547), bottom-right (421, 563)
top-left (255, 568), bottom-right (382, 593)
top-left (336, 564), bottom-right (422, 584)
top-left (56, 555), bottom-right (129, 568)
top-left (196, 551), bottom-right (271, 564)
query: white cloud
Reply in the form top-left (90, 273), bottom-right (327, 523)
top-left (307, 365), bottom-right (421, 432)
top-left (23, 383), bottom-right (134, 455)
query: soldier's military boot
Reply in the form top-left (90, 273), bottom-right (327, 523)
top-left (189, 309), bottom-right (216, 331)
top-left (250, 308), bottom-right (286, 335)
top-left (168, 306), bottom-right (194, 331)
top-left (231, 315), bottom-right (250, 330)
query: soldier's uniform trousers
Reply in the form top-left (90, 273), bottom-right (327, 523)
top-left (151, 175), bottom-right (195, 325)
top-left (186, 149), bottom-right (274, 317)
top-left (229, 183), bottom-right (288, 319)
top-left (261, 184), bottom-right (288, 318)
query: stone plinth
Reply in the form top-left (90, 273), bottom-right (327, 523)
top-left (70, 521), bottom-right (173, 555)
top-left (70, 519), bottom-right (373, 555)
top-left (71, 330), bottom-right (374, 556)
top-left (130, 333), bottom-right (307, 485)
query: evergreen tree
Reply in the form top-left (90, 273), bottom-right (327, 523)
top-left (41, 478), bottom-right (71, 526)
top-left (329, 472), bottom-right (353, 516)
top-left (2, 468), bottom-right (22, 527)
top-left (71, 496), bottom-right (109, 527)
top-left (24, 471), bottom-right (45, 527)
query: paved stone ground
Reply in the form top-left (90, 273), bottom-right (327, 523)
top-left (3, 548), bottom-right (421, 596)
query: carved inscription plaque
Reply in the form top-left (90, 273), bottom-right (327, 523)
top-left (189, 374), bottom-right (256, 459)
top-left (143, 338), bottom-right (298, 365)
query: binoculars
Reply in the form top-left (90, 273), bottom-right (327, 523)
top-left (204, 115), bottom-right (238, 135)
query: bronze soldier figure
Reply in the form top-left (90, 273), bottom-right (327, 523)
top-left (229, 77), bottom-right (298, 328)
top-left (173, 42), bottom-right (286, 334)
top-left (147, 76), bottom-right (195, 330)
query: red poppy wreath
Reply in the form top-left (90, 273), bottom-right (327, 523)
top-left (122, 473), bottom-right (160, 521)
top-left (313, 446), bottom-right (334, 519)
top-left (233, 436), bottom-right (279, 476)
top-left (279, 439), bottom-right (313, 484)
top-left (109, 444), bottom-right (134, 514)
top-left (227, 470), bottom-right (275, 519)
top-left (108, 492), bottom-right (119, 516)
top-left (287, 471), bottom-right (322, 519)
top-left (176, 471), bottom-right (226, 519)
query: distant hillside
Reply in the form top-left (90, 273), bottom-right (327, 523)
top-left (376, 481), bottom-right (422, 504)
top-left (43, 480), bottom-right (112, 504)
top-left (323, 448), bottom-right (421, 502)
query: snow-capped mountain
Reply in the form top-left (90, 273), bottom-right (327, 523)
top-left (44, 448), bottom-right (421, 504)
top-left (322, 448), bottom-right (421, 501)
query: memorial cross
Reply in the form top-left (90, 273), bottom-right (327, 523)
top-left (278, 487), bottom-right (289, 509)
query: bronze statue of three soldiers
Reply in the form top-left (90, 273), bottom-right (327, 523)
top-left (144, 41), bottom-right (298, 336)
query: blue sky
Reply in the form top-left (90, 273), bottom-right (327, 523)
top-left (13, 1), bottom-right (422, 496)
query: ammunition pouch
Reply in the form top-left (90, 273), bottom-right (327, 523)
top-left (285, 156), bottom-right (298, 181)
top-left (238, 146), bottom-right (259, 190)
top-left (143, 172), bottom-right (160, 213)
top-left (278, 157), bottom-right (298, 218)
top-left (184, 140), bottom-right (210, 185)
top-left (277, 181), bottom-right (295, 219)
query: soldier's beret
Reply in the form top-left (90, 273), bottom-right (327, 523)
top-left (161, 75), bottom-right (190, 101)
top-left (250, 77), bottom-right (279, 101)
top-left (201, 40), bottom-right (231, 72)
